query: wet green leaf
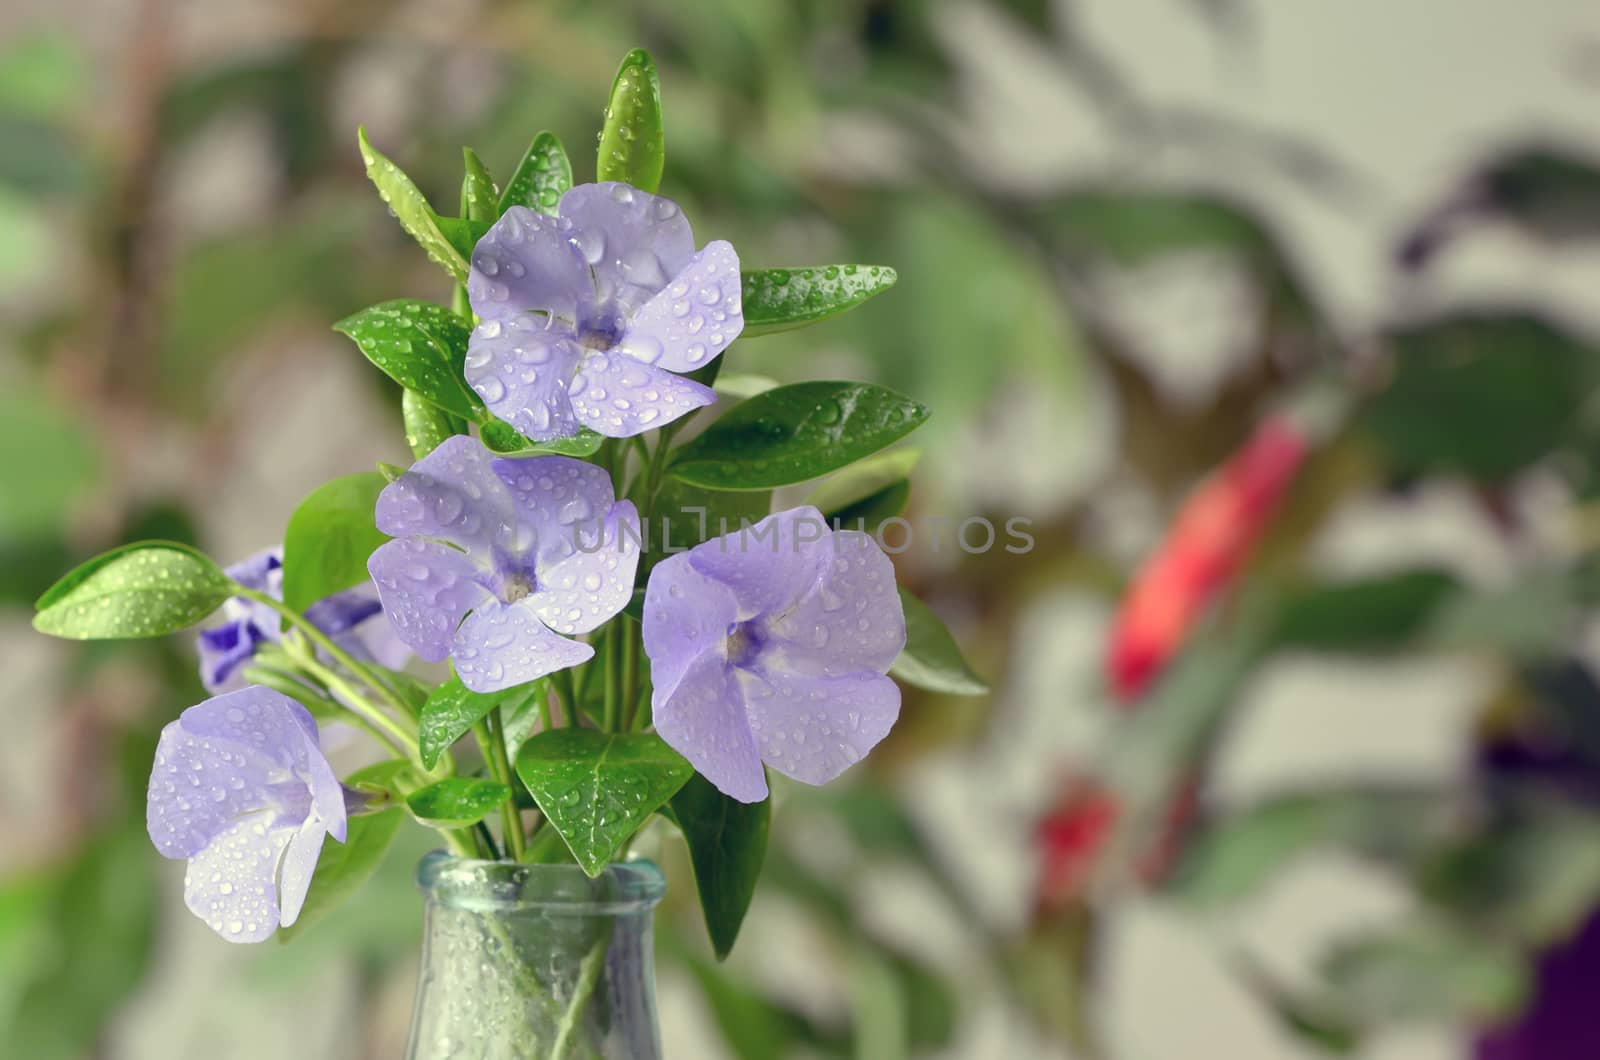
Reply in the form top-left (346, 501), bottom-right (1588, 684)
top-left (596, 49), bottom-right (664, 193)
top-left (460, 147), bottom-right (498, 223)
top-left (33, 541), bottom-right (232, 640)
top-left (334, 299), bottom-right (481, 421)
top-left (664, 774), bottom-right (770, 959)
top-left (479, 418), bottom-right (605, 458)
top-left (357, 126), bottom-right (468, 281)
top-left (500, 130), bottom-right (572, 214)
top-left (281, 473), bottom-right (388, 614)
top-left (403, 389), bottom-right (462, 459)
top-left (418, 674), bottom-right (539, 770)
top-left (406, 777), bottom-right (510, 828)
top-left (741, 265), bottom-right (897, 337)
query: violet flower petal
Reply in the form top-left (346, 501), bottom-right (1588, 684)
top-left (642, 553), bottom-right (740, 703)
top-left (568, 350), bottom-right (717, 438)
top-left (276, 823), bottom-right (329, 927)
top-left (468, 205), bottom-right (594, 324)
top-left (464, 314), bottom-right (586, 442)
top-left (761, 530), bottom-right (905, 677)
top-left (687, 507), bottom-right (832, 620)
top-left (654, 653), bottom-right (768, 804)
top-left (490, 455), bottom-right (622, 567)
top-left (529, 501), bottom-right (642, 635)
top-left (620, 240), bottom-right (743, 373)
top-left (182, 812), bottom-right (293, 943)
top-left (739, 670), bottom-right (900, 787)
top-left (374, 434), bottom-right (516, 558)
top-left (367, 538), bottom-right (491, 663)
top-left (452, 599), bottom-right (595, 693)
top-left (557, 183), bottom-right (694, 316)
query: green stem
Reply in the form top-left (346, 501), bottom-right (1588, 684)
top-left (602, 625), bottom-right (621, 733)
top-left (620, 622), bottom-right (639, 733)
top-left (550, 928), bottom-right (612, 1060)
top-left (487, 709), bottom-right (526, 861)
top-left (280, 640), bottom-right (416, 762)
top-left (537, 682), bottom-right (556, 734)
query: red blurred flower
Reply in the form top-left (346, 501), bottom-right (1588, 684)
top-left (1107, 415), bottom-right (1309, 703)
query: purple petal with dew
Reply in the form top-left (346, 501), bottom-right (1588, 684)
top-left (558, 183), bottom-right (695, 317)
top-left (368, 538), bottom-right (491, 663)
top-left (655, 652), bottom-right (768, 804)
top-left (759, 530), bottom-right (905, 678)
top-left (197, 617), bottom-right (267, 694)
top-left (374, 435), bottom-right (517, 558)
top-left (177, 686), bottom-right (322, 774)
top-left (568, 350), bottom-right (716, 438)
top-left (530, 501), bottom-right (641, 635)
top-left (276, 823), bottom-right (329, 928)
top-left (182, 811), bottom-right (292, 943)
top-left (738, 670), bottom-right (899, 788)
top-left (642, 552), bottom-right (740, 703)
top-left (467, 205), bottom-right (594, 324)
top-left (453, 599), bottom-right (594, 693)
top-left (302, 739), bottom-right (347, 844)
top-left (490, 455), bottom-right (622, 567)
top-left (688, 507), bottom-right (833, 621)
top-left (619, 240), bottom-right (743, 374)
top-left (223, 545), bottom-right (283, 591)
top-left (147, 716), bottom-right (282, 859)
top-left (464, 314), bottom-right (586, 442)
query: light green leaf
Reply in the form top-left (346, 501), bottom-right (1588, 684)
top-left (805, 448), bottom-right (921, 516)
top-left (1319, 923), bottom-right (1528, 1024)
top-left (479, 418), bottom-right (605, 458)
top-left (741, 265), bottom-right (898, 337)
top-left (515, 729), bottom-right (693, 876)
top-left (596, 49), bottom-right (664, 193)
top-left (281, 473), bottom-right (389, 614)
top-left (418, 674), bottom-right (539, 770)
top-left (460, 147), bottom-right (498, 223)
top-left (357, 126), bottom-right (468, 282)
top-left (825, 480), bottom-right (909, 538)
top-left (278, 761), bottom-right (408, 942)
top-left (670, 382), bottom-right (929, 491)
top-left (890, 590), bottom-right (988, 696)
top-left (403, 389), bottom-right (461, 459)
top-left (377, 462), bottom-right (407, 483)
top-left (334, 299), bottom-right (482, 421)
top-left (432, 215), bottom-right (491, 263)
top-left (500, 131), bottom-right (572, 214)
top-left (406, 778), bottom-right (510, 828)
top-left (664, 774), bottom-right (770, 959)
top-left (33, 541), bottom-right (232, 640)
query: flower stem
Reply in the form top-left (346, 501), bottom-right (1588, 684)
top-left (602, 625), bottom-right (621, 733)
top-left (550, 926), bottom-right (612, 1060)
top-left (620, 622), bottom-right (640, 732)
top-left (487, 709), bottom-right (526, 861)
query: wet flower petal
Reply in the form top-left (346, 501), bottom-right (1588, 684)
top-left (642, 547), bottom-right (740, 699)
top-left (528, 501), bottom-right (641, 635)
top-left (759, 529), bottom-right (904, 677)
top-left (654, 652), bottom-right (767, 804)
top-left (183, 811), bottom-right (292, 943)
top-left (374, 434), bottom-right (517, 558)
top-left (453, 599), bottom-right (595, 693)
top-left (367, 538), bottom-right (491, 664)
top-left (468, 205), bottom-right (594, 324)
top-left (489, 455), bottom-right (621, 568)
top-left (738, 670), bottom-right (899, 788)
top-left (557, 182), bottom-right (695, 316)
top-left (464, 314), bottom-right (585, 442)
top-left (621, 240), bottom-right (742, 373)
top-left (569, 350), bottom-right (716, 438)
top-left (686, 507), bottom-right (832, 620)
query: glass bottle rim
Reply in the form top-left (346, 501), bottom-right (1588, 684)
top-left (416, 850), bottom-right (666, 915)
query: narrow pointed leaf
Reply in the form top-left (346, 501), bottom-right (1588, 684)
top-left (515, 729), bottom-right (694, 876)
top-left (460, 147), bottom-right (499, 223)
top-left (34, 542), bottom-right (232, 640)
top-left (671, 382), bottom-right (929, 490)
top-left (378, 462), bottom-right (407, 483)
top-left (665, 774), bottom-right (770, 959)
top-left (741, 266), bottom-right (897, 337)
top-left (334, 299), bottom-right (482, 421)
top-left (406, 778), bottom-right (510, 828)
top-left (433, 215), bottom-right (492, 262)
top-left (357, 127), bottom-right (469, 282)
top-left (419, 673), bottom-right (539, 770)
top-left (480, 418), bottom-right (605, 458)
top-left (281, 473), bottom-right (389, 614)
top-left (890, 590), bottom-right (988, 696)
top-left (500, 131), bottom-right (572, 214)
top-left (596, 49), bottom-right (664, 193)
top-left (403, 389), bottom-right (461, 459)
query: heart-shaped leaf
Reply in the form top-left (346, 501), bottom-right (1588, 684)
top-left (501, 131), bottom-right (572, 215)
top-left (334, 300), bottom-right (481, 422)
top-left (34, 541), bottom-right (233, 640)
top-left (515, 729), bottom-right (693, 876)
top-left (281, 473), bottom-right (389, 614)
top-left (418, 673), bottom-right (541, 770)
top-left (480, 418), bottom-right (605, 458)
top-left (741, 265), bottom-right (898, 337)
top-left (406, 778), bottom-right (510, 828)
top-left (357, 127), bottom-right (469, 282)
top-left (665, 774), bottom-right (770, 959)
top-left (890, 590), bottom-right (987, 696)
top-left (671, 382), bottom-right (928, 491)
top-left (596, 49), bottom-right (664, 193)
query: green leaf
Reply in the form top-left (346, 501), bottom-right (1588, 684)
top-left (334, 299), bottom-right (482, 422)
top-left (1319, 923), bottom-right (1528, 1024)
top-left (1363, 313), bottom-right (1597, 481)
top-left (515, 729), bottom-right (693, 876)
top-left (460, 147), bottom-right (498, 223)
top-left (403, 389), bottom-right (461, 459)
top-left (357, 127), bottom-right (468, 282)
top-left (890, 590), bottom-right (988, 696)
top-left (643, 477), bottom-right (771, 576)
top-left (665, 774), bottom-right (770, 959)
top-left (805, 448), bottom-right (921, 516)
top-left (418, 674), bottom-right (539, 770)
top-left (596, 49), bottom-right (664, 193)
top-left (500, 131), bottom-right (572, 214)
top-left (1271, 570), bottom-right (1461, 653)
top-left (740, 265), bottom-right (898, 337)
top-left (281, 473), bottom-right (389, 614)
top-left (671, 382), bottom-right (929, 491)
top-left (0, 385), bottom-right (99, 542)
top-left (33, 541), bottom-right (232, 640)
top-left (479, 418), bottom-right (605, 458)
top-left (406, 777), bottom-right (510, 828)
top-left (278, 761), bottom-right (407, 942)
top-left (378, 461), bottom-right (407, 483)
top-left (826, 480), bottom-right (910, 538)
top-left (432, 215), bottom-right (492, 262)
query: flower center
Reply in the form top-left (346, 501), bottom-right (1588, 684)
top-left (502, 571), bottom-right (536, 603)
top-left (725, 621), bottom-right (766, 669)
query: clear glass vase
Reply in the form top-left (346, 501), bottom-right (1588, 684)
top-left (405, 851), bottom-right (666, 1060)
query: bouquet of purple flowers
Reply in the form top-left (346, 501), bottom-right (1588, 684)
top-left (30, 48), bottom-right (980, 1051)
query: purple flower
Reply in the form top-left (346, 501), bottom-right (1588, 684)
top-left (463, 183), bottom-right (742, 441)
top-left (146, 686), bottom-right (347, 943)
top-left (367, 435), bottom-right (640, 692)
top-left (197, 546), bottom-right (409, 693)
top-left (643, 507), bottom-right (906, 803)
